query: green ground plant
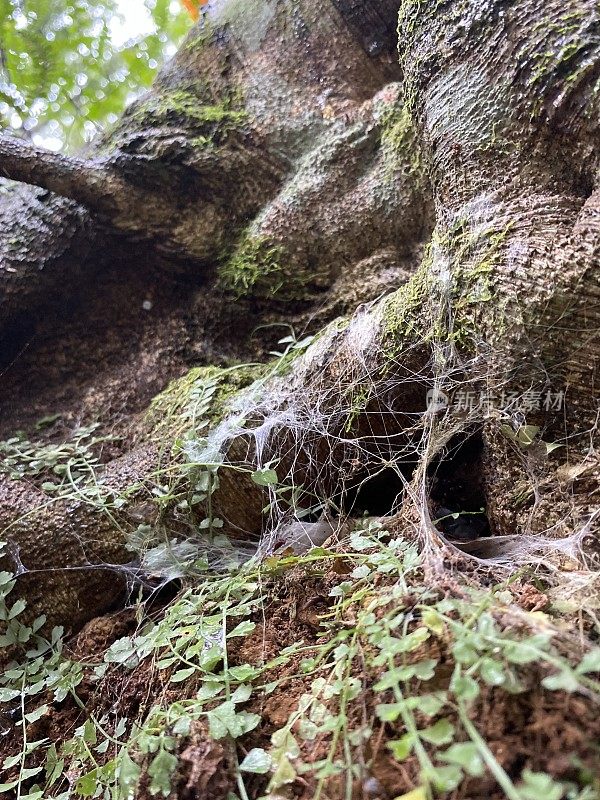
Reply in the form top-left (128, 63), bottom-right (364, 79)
top-left (2, 519), bottom-right (599, 800)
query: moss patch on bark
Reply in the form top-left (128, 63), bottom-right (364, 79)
top-left (145, 364), bottom-right (264, 440)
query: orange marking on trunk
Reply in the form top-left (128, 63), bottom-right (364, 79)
top-left (181, 0), bottom-right (208, 20)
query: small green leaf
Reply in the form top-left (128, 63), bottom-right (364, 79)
top-left (387, 734), bottom-right (415, 760)
top-left (76, 769), bottom-right (99, 798)
top-left (480, 658), bottom-right (505, 686)
top-left (577, 648), bottom-right (600, 675)
top-left (544, 442), bottom-right (563, 454)
top-left (452, 640), bottom-right (479, 666)
top-left (501, 424), bottom-right (518, 442)
top-left (2, 753), bottom-right (22, 770)
top-left (8, 598), bottom-right (26, 619)
top-left (118, 749), bottom-right (141, 795)
top-left (271, 729), bottom-right (300, 758)
top-left (418, 693), bottom-right (447, 717)
top-left (349, 534), bottom-right (374, 551)
top-left (196, 682), bottom-right (224, 702)
top-left (429, 764), bottom-right (463, 792)
top-left (234, 710), bottom-right (262, 736)
top-left (19, 766), bottom-right (43, 780)
top-left (400, 627), bottom-right (430, 653)
top-left (422, 608), bottom-right (445, 635)
top-left (351, 565), bottom-right (372, 579)
top-left (440, 742), bottom-right (484, 777)
top-left (207, 708), bottom-right (229, 740)
top-left (148, 748), bottom-right (178, 797)
top-left (518, 769), bottom-right (564, 800)
top-left (36, 413), bottom-right (61, 430)
top-left (207, 701), bottom-right (260, 739)
top-left (231, 684), bottom-right (252, 704)
top-left (172, 715), bottom-right (192, 736)
top-left (0, 570), bottom-right (16, 589)
top-left (170, 667), bottom-right (196, 683)
top-left (82, 719), bottom-right (98, 745)
top-left (393, 789), bottom-right (427, 800)
top-left (269, 754), bottom-right (297, 788)
top-left (541, 670), bottom-right (579, 693)
top-left (228, 664), bottom-right (260, 681)
top-left (450, 670), bottom-right (480, 701)
top-left (503, 641), bottom-right (538, 665)
top-left (104, 636), bottom-right (139, 667)
top-left (329, 582), bottom-right (353, 597)
top-left (517, 425), bottom-right (540, 447)
top-left (25, 704), bottom-right (49, 724)
top-left (413, 659), bottom-right (438, 680)
top-left (376, 703), bottom-right (403, 722)
top-left (420, 718), bottom-right (454, 746)
top-left (199, 645), bottom-right (223, 673)
top-left (228, 621), bottom-right (256, 638)
top-left (298, 718), bottom-right (319, 740)
top-left (240, 748), bottom-right (272, 774)
top-left (20, 790), bottom-right (44, 800)
top-left (251, 468), bottom-right (278, 487)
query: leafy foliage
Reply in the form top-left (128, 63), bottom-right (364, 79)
top-left (0, 422), bottom-right (114, 487)
top-left (2, 523), bottom-right (600, 799)
top-left (0, 0), bottom-right (192, 150)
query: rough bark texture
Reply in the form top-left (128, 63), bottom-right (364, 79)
top-left (0, 0), bottom-right (598, 631)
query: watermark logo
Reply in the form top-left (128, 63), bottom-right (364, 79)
top-left (426, 389), bottom-right (450, 412)
top-left (427, 388), bottom-right (565, 414)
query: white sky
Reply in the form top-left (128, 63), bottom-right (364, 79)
top-left (110, 0), bottom-right (157, 47)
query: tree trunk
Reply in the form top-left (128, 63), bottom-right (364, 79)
top-left (0, 0), bottom-right (598, 631)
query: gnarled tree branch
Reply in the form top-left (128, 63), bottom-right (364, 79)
top-left (0, 135), bottom-right (115, 213)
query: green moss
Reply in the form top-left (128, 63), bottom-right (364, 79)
top-left (183, 25), bottom-right (214, 53)
top-left (219, 233), bottom-right (285, 298)
top-left (141, 90), bottom-right (245, 125)
top-left (381, 255), bottom-right (434, 359)
top-left (219, 231), bottom-right (312, 300)
top-left (397, 0), bottom-right (427, 36)
top-left (111, 89), bottom-right (248, 152)
top-left (379, 101), bottom-right (423, 180)
top-left (450, 222), bottom-right (512, 342)
top-left (146, 364), bottom-right (264, 439)
top-left (380, 104), bottom-right (412, 153)
top-left (380, 216), bottom-right (513, 358)
top-left (344, 385), bottom-right (372, 433)
top-left (528, 9), bottom-right (590, 89)
top-left (397, 0), bottom-right (445, 112)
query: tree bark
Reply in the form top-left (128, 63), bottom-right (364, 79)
top-left (0, 0), bottom-right (598, 630)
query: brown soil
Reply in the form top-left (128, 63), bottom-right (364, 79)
top-left (2, 562), bottom-right (599, 800)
